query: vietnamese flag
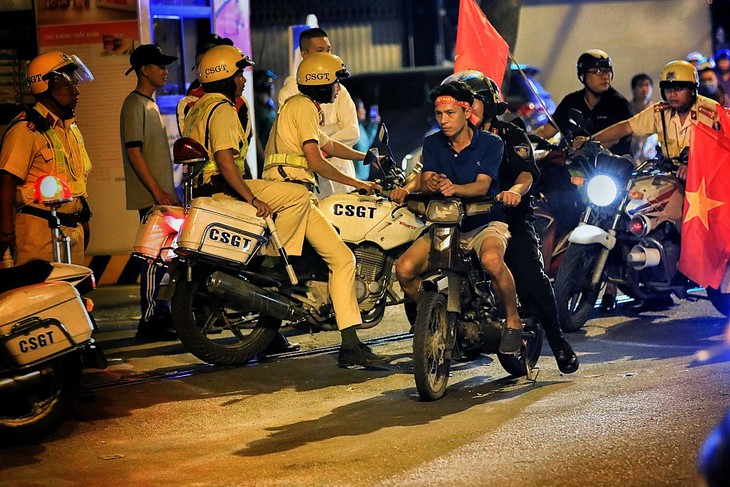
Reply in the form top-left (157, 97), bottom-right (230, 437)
top-left (454, 0), bottom-right (510, 87)
top-left (678, 122), bottom-right (730, 289)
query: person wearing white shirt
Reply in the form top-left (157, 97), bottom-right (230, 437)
top-left (278, 28), bottom-right (359, 198)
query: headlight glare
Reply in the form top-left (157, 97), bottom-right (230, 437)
top-left (586, 175), bottom-right (618, 207)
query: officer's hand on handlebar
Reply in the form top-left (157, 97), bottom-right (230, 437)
top-left (389, 187), bottom-right (410, 204)
top-left (251, 198), bottom-right (273, 218)
top-left (676, 162), bottom-right (688, 181)
top-left (495, 190), bottom-right (522, 207)
top-left (572, 136), bottom-right (590, 150)
top-left (356, 180), bottom-right (382, 195)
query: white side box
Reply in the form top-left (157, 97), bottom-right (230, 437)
top-left (177, 197), bottom-right (267, 265)
top-left (0, 282), bottom-right (93, 366)
top-left (133, 205), bottom-right (186, 261)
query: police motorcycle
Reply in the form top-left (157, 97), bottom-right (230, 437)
top-left (403, 194), bottom-right (543, 401)
top-left (134, 124), bottom-right (427, 366)
top-left (553, 143), bottom-right (730, 332)
top-left (0, 175), bottom-right (105, 444)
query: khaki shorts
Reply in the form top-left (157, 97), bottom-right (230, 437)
top-left (420, 221), bottom-right (511, 254)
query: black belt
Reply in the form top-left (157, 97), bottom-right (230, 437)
top-left (276, 166), bottom-right (316, 192)
top-left (18, 197), bottom-right (92, 228)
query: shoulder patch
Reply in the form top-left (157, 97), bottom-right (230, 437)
top-left (698, 105), bottom-right (717, 119)
top-left (513, 143), bottom-right (531, 159)
top-left (653, 102), bottom-right (670, 113)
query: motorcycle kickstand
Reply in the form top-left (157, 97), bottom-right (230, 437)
top-left (521, 340), bottom-right (539, 383)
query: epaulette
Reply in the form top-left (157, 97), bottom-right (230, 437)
top-left (12, 112), bottom-right (38, 133)
top-left (653, 102), bottom-right (670, 113)
top-left (698, 104), bottom-right (717, 119)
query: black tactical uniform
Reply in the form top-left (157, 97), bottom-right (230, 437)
top-left (489, 118), bottom-right (577, 372)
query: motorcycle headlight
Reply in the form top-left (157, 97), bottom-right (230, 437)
top-left (586, 175), bottom-right (618, 207)
top-left (426, 200), bottom-right (463, 223)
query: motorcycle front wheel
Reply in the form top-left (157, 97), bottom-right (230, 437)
top-left (171, 274), bottom-right (279, 366)
top-left (554, 243), bottom-right (603, 333)
top-left (497, 320), bottom-right (544, 376)
top-left (0, 353), bottom-right (82, 445)
top-left (707, 287), bottom-right (730, 317)
top-left (413, 292), bottom-right (456, 401)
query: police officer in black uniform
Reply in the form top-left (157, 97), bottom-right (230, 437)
top-left (533, 49), bottom-right (633, 156)
top-left (449, 70), bottom-right (579, 374)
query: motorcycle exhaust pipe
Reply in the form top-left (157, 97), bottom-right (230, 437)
top-left (206, 271), bottom-right (300, 321)
top-left (0, 370), bottom-right (44, 395)
top-left (627, 245), bottom-right (661, 270)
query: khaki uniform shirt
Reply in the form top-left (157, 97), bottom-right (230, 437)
top-left (0, 104), bottom-right (91, 265)
top-left (628, 95), bottom-right (720, 159)
top-left (181, 92), bottom-right (247, 185)
top-left (0, 104), bottom-right (91, 206)
top-left (264, 94), bottom-right (330, 186)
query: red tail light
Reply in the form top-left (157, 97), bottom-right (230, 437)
top-left (629, 215), bottom-right (651, 237)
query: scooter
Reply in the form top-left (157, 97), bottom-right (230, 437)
top-left (0, 175), bottom-right (105, 445)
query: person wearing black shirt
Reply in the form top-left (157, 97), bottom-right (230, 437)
top-left (534, 49), bottom-right (632, 156)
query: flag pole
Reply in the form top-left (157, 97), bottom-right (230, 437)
top-left (507, 52), bottom-right (562, 138)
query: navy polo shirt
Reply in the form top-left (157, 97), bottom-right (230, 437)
top-left (422, 126), bottom-right (504, 231)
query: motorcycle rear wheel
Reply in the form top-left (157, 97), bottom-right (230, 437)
top-left (707, 287), bottom-right (730, 317)
top-left (497, 320), bottom-right (544, 376)
top-left (0, 354), bottom-right (82, 445)
top-left (172, 274), bottom-right (279, 366)
top-left (413, 292), bottom-right (455, 401)
top-left (554, 244), bottom-right (603, 333)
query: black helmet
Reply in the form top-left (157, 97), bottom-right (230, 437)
top-left (442, 70), bottom-right (508, 120)
top-left (576, 49), bottom-right (613, 82)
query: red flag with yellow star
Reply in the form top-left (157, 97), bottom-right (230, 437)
top-left (678, 121), bottom-right (730, 289)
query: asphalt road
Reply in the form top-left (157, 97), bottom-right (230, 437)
top-left (1, 285), bottom-right (729, 486)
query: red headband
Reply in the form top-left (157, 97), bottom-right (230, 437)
top-left (435, 95), bottom-right (471, 110)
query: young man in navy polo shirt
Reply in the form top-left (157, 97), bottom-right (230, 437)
top-left (392, 81), bottom-right (523, 354)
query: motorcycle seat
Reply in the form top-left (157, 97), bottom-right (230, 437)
top-left (0, 260), bottom-right (54, 295)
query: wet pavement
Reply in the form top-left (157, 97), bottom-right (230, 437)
top-left (1, 284), bottom-right (729, 486)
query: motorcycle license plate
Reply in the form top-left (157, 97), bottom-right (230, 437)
top-left (2, 321), bottom-right (73, 367)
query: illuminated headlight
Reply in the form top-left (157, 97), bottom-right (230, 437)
top-left (586, 175), bottom-right (618, 207)
top-left (426, 200), bottom-right (463, 223)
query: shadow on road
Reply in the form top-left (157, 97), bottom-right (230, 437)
top-left (235, 376), bottom-right (569, 457)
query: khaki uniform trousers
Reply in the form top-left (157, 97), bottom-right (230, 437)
top-left (262, 167), bottom-right (361, 330)
top-left (226, 179), bottom-right (312, 257)
top-left (15, 199), bottom-right (85, 265)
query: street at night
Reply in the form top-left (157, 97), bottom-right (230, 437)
top-left (1, 286), bottom-right (728, 486)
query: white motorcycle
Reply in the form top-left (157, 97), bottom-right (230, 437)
top-left (0, 175), bottom-right (105, 445)
top-left (133, 124), bottom-right (426, 366)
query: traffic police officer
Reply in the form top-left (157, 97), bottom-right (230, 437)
top-left (587, 60), bottom-right (721, 180)
top-left (263, 52), bottom-right (387, 367)
top-left (0, 51), bottom-right (94, 265)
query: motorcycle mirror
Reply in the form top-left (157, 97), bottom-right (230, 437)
top-left (364, 148), bottom-right (379, 166)
top-left (377, 123), bottom-right (389, 146)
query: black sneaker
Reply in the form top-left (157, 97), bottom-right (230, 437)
top-left (135, 316), bottom-right (177, 343)
top-left (499, 326), bottom-right (523, 355)
top-left (338, 343), bottom-right (389, 367)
